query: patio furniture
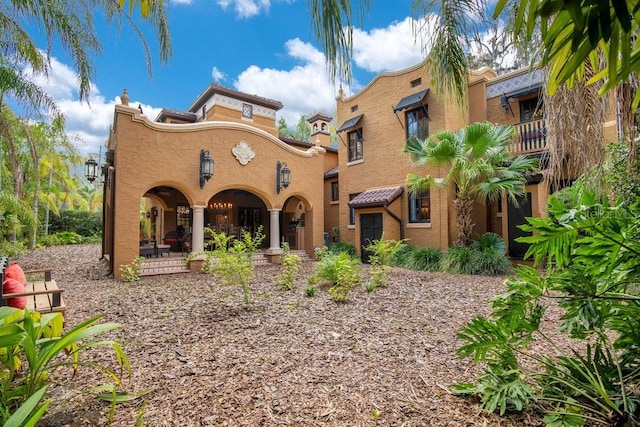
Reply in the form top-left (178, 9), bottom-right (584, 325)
top-left (163, 230), bottom-right (180, 252)
top-left (181, 233), bottom-right (192, 255)
top-left (1, 258), bottom-right (66, 315)
top-left (139, 239), bottom-right (156, 257)
top-left (156, 244), bottom-right (171, 257)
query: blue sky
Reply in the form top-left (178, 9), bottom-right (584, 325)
top-left (31, 0), bottom-right (435, 157)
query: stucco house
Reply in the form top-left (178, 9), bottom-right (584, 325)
top-left (101, 60), bottom-right (618, 278)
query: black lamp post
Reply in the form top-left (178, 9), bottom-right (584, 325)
top-left (200, 149), bottom-right (214, 189)
top-left (276, 160), bottom-right (291, 194)
top-left (84, 157), bottom-right (99, 182)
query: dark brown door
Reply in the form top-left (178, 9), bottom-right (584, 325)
top-left (360, 213), bottom-right (382, 263)
top-left (507, 193), bottom-right (532, 259)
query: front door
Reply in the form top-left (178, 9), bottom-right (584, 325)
top-left (360, 213), bottom-right (382, 263)
top-left (507, 193), bottom-right (532, 259)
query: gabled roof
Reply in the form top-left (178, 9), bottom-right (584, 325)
top-left (348, 186), bottom-right (403, 208)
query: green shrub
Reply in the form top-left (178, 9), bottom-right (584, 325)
top-left (0, 240), bottom-right (27, 258)
top-left (277, 242), bottom-right (301, 291)
top-left (38, 231), bottom-right (84, 246)
top-left (364, 235), bottom-right (405, 290)
top-left (455, 192), bottom-right (640, 424)
top-left (305, 286), bottom-right (316, 297)
top-left (471, 249), bottom-right (512, 276)
top-left (119, 257), bottom-right (144, 282)
top-left (308, 251), bottom-right (361, 302)
top-left (0, 308), bottom-right (132, 424)
top-left (327, 241), bottom-right (356, 257)
top-left (470, 232), bottom-right (506, 254)
top-left (409, 247), bottom-right (442, 271)
top-left (48, 210), bottom-right (101, 237)
top-left (390, 244), bottom-right (416, 267)
top-left (440, 246), bottom-right (475, 274)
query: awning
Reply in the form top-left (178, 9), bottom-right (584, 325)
top-left (348, 186), bottom-right (403, 209)
top-left (336, 114), bottom-right (364, 132)
top-left (393, 89), bottom-right (429, 112)
top-left (504, 84), bottom-right (541, 100)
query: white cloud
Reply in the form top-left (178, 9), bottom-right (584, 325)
top-left (216, 0), bottom-right (271, 18)
top-left (352, 16), bottom-right (432, 73)
top-left (211, 66), bottom-right (227, 82)
top-left (27, 56), bottom-right (161, 157)
top-left (234, 38), bottom-right (338, 127)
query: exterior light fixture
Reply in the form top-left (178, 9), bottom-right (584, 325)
top-left (84, 157), bottom-right (99, 182)
top-left (276, 160), bottom-right (291, 194)
top-left (199, 149), bottom-right (214, 189)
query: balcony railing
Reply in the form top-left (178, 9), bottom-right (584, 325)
top-left (510, 118), bottom-right (547, 154)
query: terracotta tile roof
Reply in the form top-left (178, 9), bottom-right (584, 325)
top-left (348, 186), bottom-right (403, 208)
top-left (324, 166), bottom-right (338, 179)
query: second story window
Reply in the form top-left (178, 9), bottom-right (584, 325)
top-left (348, 129), bottom-right (363, 162)
top-left (408, 189), bottom-right (431, 223)
top-left (331, 181), bottom-right (339, 201)
top-left (406, 106), bottom-right (429, 140)
top-left (520, 97), bottom-right (543, 122)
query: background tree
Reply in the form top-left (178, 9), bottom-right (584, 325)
top-left (292, 115), bottom-right (312, 142)
top-left (403, 122), bottom-right (538, 247)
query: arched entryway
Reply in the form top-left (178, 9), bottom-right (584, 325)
top-left (143, 186), bottom-right (191, 253)
top-left (206, 189), bottom-right (269, 248)
top-left (282, 196), bottom-right (309, 251)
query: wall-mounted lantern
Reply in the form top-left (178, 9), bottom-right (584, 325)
top-left (276, 161), bottom-right (291, 194)
top-left (200, 149), bottom-right (214, 189)
top-left (84, 157), bottom-right (99, 182)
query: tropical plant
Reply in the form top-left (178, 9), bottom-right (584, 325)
top-left (308, 251), bottom-right (361, 302)
top-left (327, 241), bottom-right (356, 257)
top-left (455, 189), bottom-right (640, 424)
top-left (0, 308), bottom-right (131, 424)
top-left (213, 241), bottom-right (255, 309)
top-left (277, 242), bottom-right (301, 291)
top-left (408, 247), bottom-right (442, 272)
top-left (119, 256), bottom-right (144, 282)
top-left (404, 122), bottom-right (538, 247)
top-left (363, 235), bottom-right (405, 290)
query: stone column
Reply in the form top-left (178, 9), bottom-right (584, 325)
top-left (266, 208), bottom-right (282, 254)
top-left (192, 205), bottom-right (205, 252)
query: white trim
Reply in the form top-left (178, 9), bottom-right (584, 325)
top-left (347, 159), bottom-right (364, 166)
top-left (406, 223), bottom-right (432, 229)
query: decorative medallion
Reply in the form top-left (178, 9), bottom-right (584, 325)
top-left (232, 141), bottom-right (255, 165)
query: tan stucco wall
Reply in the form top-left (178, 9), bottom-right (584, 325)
top-left (108, 106), bottom-right (326, 277)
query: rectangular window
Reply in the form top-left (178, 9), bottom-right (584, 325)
top-left (520, 97), bottom-right (543, 122)
top-left (331, 181), bottom-right (339, 201)
top-left (410, 78), bottom-right (422, 87)
top-left (408, 189), bottom-right (431, 223)
top-left (406, 106), bottom-right (429, 140)
top-left (348, 129), bottom-right (363, 162)
top-left (349, 193), bottom-right (360, 225)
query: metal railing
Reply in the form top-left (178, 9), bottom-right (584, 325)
top-left (510, 118), bottom-right (547, 154)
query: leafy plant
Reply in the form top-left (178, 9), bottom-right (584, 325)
top-left (327, 241), bottom-right (356, 257)
top-left (364, 235), bottom-right (405, 290)
top-left (119, 256), bottom-right (144, 282)
top-left (308, 251), bottom-right (361, 302)
top-left (0, 308), bottom-right (131, 424)
top-left (277, 242), bottom-right (301, 291)
top-left (408, 247), bottom-right (442, 271)
top-left (305, 285), bottom-right (316, 297)
top-left (440, 246), bottom-right (475, 274)
top-left (455, 190), bottom-right (640, 425)
top-left (38, 231), bottom-right (84, 246)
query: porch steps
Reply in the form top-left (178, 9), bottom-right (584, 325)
top-left (140, 250), bottom-right (313, 277)
top-left (140, 257), bottom-right (190, 276)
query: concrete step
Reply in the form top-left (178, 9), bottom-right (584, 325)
top-left (140, 258), bottom-right (190, 276)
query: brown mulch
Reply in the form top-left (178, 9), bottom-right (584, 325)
top-left (13, 244), bottom-right (555, 426)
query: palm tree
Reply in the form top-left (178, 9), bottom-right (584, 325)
top-left (1, 0), bottom-right (172, 111)
top-left (403, 122), bottom-right (538, 247)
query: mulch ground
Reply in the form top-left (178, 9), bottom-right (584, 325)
top-left (13, 244), bottom-right (555, 426)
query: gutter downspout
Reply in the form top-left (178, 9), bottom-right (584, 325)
top-left (383, 204), bottom-right (404, 240)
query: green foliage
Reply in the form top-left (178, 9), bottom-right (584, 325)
top-left (308, 251), bottom-right (361, 303)
top-left (0, 308), bottom-right (131, 424)
top-left (48, 210), bottom-right (101, 237)
top-left (305, 286), bottom-right (316, 297)
top-left (441, 233), bottom-right (511, 276)
top-left (455, 190), bottom-right (640, 424)
top-left (603, 140), bottom-right (640, 205)
top-left (119, 257), bottom-right (144, 282)
top-left (327, 241), bottom-right (356, 257)
top-left (364, 235), bottom-right (405, 290)
top-left (207, 228), bottom-right (264, 309)
top-left (440, 246), bottom-right (475, 274)
top-left (408, 247), bottom-right (442, 271)
top-left (0, 241), bottom-right (27, 258)
top-left (390, 243), bottom-right (416, 267)
top-left (38, 231), bottom-right (84, 246)
top-left (277, 242), bottom-right (301, 291)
